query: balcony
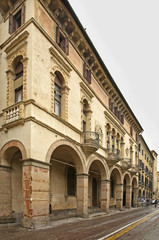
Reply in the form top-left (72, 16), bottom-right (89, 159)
top-left (3, 102), bottom-right (25, 126)
top-left (120, 158), bottom-right (131, 170)
top-left (81, 131), bottom-right (99, 157)
top-left (107, 148), bottom-right (120, 165)
top-left (129, 164), bottom-right (138, 174)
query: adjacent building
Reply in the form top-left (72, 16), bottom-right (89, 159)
top-left (0, 0), bottom-right (158, 228)
top-left (138, 136), bottom-right (158, 202)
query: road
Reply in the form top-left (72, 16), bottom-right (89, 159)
top-left (0, 206), bottom-right (159, 240)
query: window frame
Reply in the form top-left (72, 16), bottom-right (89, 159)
top-left (56, 26), bottom-right (69, 55)
top-left (9, 4), bottom-right (25, 34)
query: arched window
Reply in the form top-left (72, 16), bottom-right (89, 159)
top-left (14, 61), bottom-right (23, 103)
top-left (54, 75), bottom-right (61, 116)
top-left (67, 166), bottom-right (76, 196)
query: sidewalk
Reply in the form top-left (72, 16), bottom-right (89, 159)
top-left (0, 206), bottom-right (159, 240)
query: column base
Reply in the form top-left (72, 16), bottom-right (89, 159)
top-left (22, 215), bottom-right (50, 229)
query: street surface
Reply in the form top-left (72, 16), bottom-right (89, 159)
top-left (0, 205), bottom-right (159, 240)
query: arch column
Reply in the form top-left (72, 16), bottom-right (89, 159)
top-left (126, 185), bottom-right (132, 208)
top-left (133, 187), bottom-right (138, 207)
top-left (116, 183), bottom-right (123, 210)
top-left (22, 159), bottom-right (50, 229)
top-left (0, 165), bottom-right (13, 223)
top-left (76, 173), bottom-right (88, 218)
top-left (101, 180), bottom-right (110, 212)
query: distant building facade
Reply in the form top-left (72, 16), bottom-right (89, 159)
top-left (138, 136), bottom-right (158, 201)
top-left (0, 0), bottom-right (158, 228)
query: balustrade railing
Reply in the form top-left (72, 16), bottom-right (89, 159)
top-left (3, 102), bottom-right (25, 125)
top-left (82, 131), bottom-right (99, 146)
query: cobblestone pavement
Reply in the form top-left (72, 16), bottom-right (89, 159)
top-left (0, 206), bottom-right (159, 240)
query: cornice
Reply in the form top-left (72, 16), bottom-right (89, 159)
top-left (4, 31), bottom-right (29, 55)
top-left (49, 46), bottom-right (72, 76)
top-left (80, 82), bottom-right (94, 100)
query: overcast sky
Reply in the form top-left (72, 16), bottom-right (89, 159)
top-left (68, 0), bottom-right (159, 169)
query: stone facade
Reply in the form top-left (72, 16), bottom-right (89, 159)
top-left (0, 0), bottom-right (157, 228)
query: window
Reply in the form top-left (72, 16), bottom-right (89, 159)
top-left (9, 4), bottom-right (25, 34)
top-left (130, 126), bottom-right (133, 136)
top-left (138, 143), bottom-right (141, 152)
top-left (15, 62), bottom-right (23, 79)
top-left (109, 98), bottom-right (124, 124)
top-left (83, 63), bottom-right (91, 84)
top-left (56, 26), bottom-right (69, 55)
top-left (15, 86), bottom-right (23, 103)
top-left (14, 61), bottom-right (23, 103)
top-left (67, 167), bottom-right (76, 196)
top-left (54, 76), bottom-right (61, 116)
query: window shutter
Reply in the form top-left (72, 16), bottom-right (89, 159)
top-left (121, 115), bottom-right (124, 124)
top-left (87, 69), bottom-right (91, 84)
top-left (21, 4), bottom-right (25, 25)
top-left (109, 98), bottom-right (111, 110)
top-left (83, 63), bottom-right (87, 79)
top-left (118, 111), bottom-right (121, 121)
top-left (56, 26), bottom-right (60, 44)
top-left (9, 13), bottom-right (14, 34)
top-left (65, 37), bottom-right (69, 55)
top-left (111, 102), bottom-right (114, 112)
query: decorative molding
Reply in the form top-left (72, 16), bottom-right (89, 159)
top-left (5, 31), bottom-right (29, 55)
top-left (49, 47), bottom-right (72, 77)
top-left (80, 82), bottom-right (94, 100)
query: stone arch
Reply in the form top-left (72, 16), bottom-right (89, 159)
top-left (109, 166), bottom-right (122, 182)
top-left (123, 172), bottom-right (131, 208)
top-left (0, 140), bottom-right (27, 165)
top-left (47, 139), bottom-right (85, 217)
top-left (46, 139), bottom-right (85, 174)
top-left (86, 155), bottom-right (109, 210)
top-left (86, 155), bottom-right (109, 180)
top-left (52, 65), bottom-right (68, 86)
top-left (0, 140), bottom-right (26, 223)
top-left (109, 166), bottom-right (122, 209)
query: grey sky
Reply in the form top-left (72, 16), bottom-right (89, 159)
top-left (68, 0), bottom-right (159, 168)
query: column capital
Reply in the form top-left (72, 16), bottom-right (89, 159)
top-left (76, 173), bottom-right (89, 178)
top-left (0, 165), bottom-right (12, 171)
top-left (21, 158), bottom-right (51, 169)
top-left (116, 183), bottom-right (123, 186)
top-left (101, 179), bottom-right (111, 183)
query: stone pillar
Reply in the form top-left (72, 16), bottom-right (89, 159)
top-left (133, 187), bottom-right (138, 207)
top-left (126, 185), bottom-right (132, 208)
top-left (101, 180), bottom-right (110, 212)
top-left (108, 130), bottom-right (112, 149)
top-left (76, 173), bottom-right (88, 218)
top-left (0, 165), bottom-right (14, 223)
top-left (22, 159), bottom-right (50, 229)
top-left (114, 135), bottom-right (117, 149)
top-left (116, 183), bottom-right (123, 210)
